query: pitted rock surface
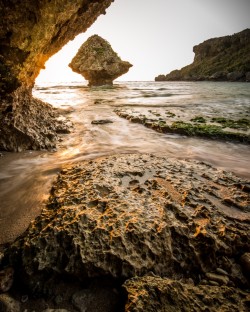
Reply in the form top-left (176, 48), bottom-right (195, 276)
top-left (123, 276), bottom-right (250, 312)
top-left (9, 154), bottom-right (250, 286)
top-left (69, 35), bottom-right (132, 86)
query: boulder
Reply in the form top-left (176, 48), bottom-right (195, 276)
top-left (69, 35), bottom-right (132, 86)
top-left (246, 72), bottom-right (250, 81)
top-left (227, 71), bottom-right (245, 81)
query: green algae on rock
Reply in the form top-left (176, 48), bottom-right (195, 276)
top-left (0, 0), bottom-right (114, 151)
top-left (155, 29), bottom-right (250, 82)
top-left (69, 35), bottom-right (132, 86)
top-left (115, 109), bottom-right (250, 143)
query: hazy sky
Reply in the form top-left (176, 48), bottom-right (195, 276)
top-left (36, 0), bottom-right (250, 83)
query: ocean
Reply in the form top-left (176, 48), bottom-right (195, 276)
top-left (0, 80), bottom-right (250, 243)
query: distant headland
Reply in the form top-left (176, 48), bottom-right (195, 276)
top-left (155, 29), bottom-right (250, 82)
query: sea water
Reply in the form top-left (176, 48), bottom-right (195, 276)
top-left (0, 81), bottom-right (249, 243)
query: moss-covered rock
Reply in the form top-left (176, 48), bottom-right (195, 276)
top-left (115, 109), bottom-right (250, 144)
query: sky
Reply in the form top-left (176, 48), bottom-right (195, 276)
top-left (36, 0), bottom-right (250, 83)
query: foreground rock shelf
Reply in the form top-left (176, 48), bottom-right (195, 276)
top-left (2, 154), bottom-right (250, 310)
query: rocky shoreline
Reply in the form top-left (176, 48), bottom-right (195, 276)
top-left (1, 153), bottom-right (250, 311)
top-left (155, 29), bottom-right (250, 82)
top-left (114, 108), bottom-right (250, 144)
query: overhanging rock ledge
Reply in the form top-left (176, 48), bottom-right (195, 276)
top-left (0, 0), bottom-right (114, 151)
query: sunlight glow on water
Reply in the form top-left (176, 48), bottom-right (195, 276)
top-left (0, 81), bottom-right (249, 243)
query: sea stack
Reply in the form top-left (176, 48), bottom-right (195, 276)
top-left (69, 35), bottom-right (132, 86)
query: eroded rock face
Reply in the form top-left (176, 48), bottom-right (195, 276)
top-left (124, 276), bottom-right (250, 312)
top-left (69, 35), bottom-right (132, 86)
top-left (0, 0), bottom-right (114, 151)
top-left (155, 29), bottom-right (250, 81)
top-left (0, 87), bottom-right (72, 151)
top-left (7, 154), bottom-right (250, 290)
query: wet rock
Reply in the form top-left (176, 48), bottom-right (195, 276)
top-left (0, 268), bottom-right (14, 292)
top-left (230, 262), bottom-right (249, 287)
top-left (0, 0), bottom-right (114, 151)
top-left (42, 310), bottom-right (69, 312)
top-left (0, 294), bottom-right (20, 312)
top-left (227, 71), bottom-right (244, 81)
top-left (69, 35), bottom-right (132, 86)
top-left (240, 253), bottom-right (250, 279)
top-left (72, 285), bottom-right (120, 312)
top-left (6, 154), bottom-right (250, 291)
top-left (91, 119), bottom-right (113, 125)
top-left (0, 94), bottom-right (71, 152)
top-left (216, 267), bottom-right (229, 276)
top-left (123, 276), bottom-right (250, 312)
top-left (205, 272), bottom-right (229, 285)
top-left (115, 109), bottom-right (250, 144)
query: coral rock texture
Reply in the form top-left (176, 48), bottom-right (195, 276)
top-left (124, 276), bottom-right (250, 312)
top-left (0, 0), bottom-right (114, 151)
top-left (7, 154), bottom-right (250, 290)
top-left (69, 34), bottom-right (132, 86)
top-left (155, 29), bottom-right (250, 82)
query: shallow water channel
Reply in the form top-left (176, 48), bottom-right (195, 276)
top-left (0, 81), bottom-right (250, 243)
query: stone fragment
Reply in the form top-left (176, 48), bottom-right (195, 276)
top-left (72, 286), bottom-right (120, 312)
top-left (91, 119), bottom-right (113, 125)
top-left (0, 294), bottom-right (20, 312)
top-left (0, 268), bottom-right (14, 292)
top-left (69, 35), bottom-right (132, 86)
top-left (42, 310), bottom-right (69, 312)
top-left (123, 276), bottom-right (250, 312)
top-left (240, 253), bottom-right (250, 278)
top-left (216, 267), bottom-right (229, 276)
top-left (227, 71), bottom-right (244, 81)
top-left (205, 272), bottom-right (229, 285)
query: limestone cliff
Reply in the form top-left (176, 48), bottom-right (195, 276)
top-left (155, 29), bottom-right (250, 82)
top-left (0, 0), bottom-right (114, 151)
top-left (69, 34), bottom-right (132, 86)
